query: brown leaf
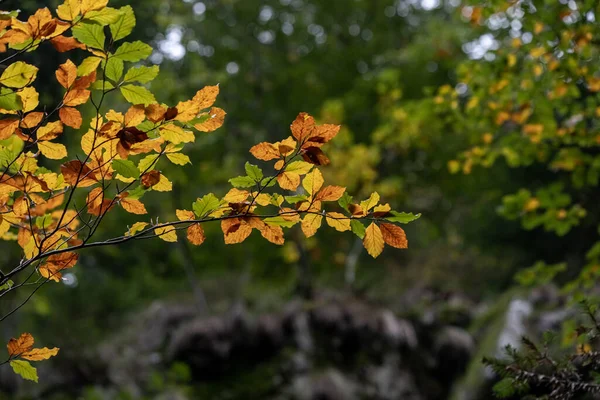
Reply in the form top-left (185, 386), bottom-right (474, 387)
top-left (0, 119), bottom-right (19, 140)
top-left (250, 142), bottom-right (280, 161)
top-left (221, 218), bottom-right (252, 244)
top-left (59, 107), bottom-right (82, 129)
top-left (56, 59), bottom-right (77, 89)
top-left (7, 333), bottom-right (34, 357)
top-left (21, 112), bottom-right (44, 129)
top-left (379, 223), bottom-right (408, 249)
top-left (301, 147), bottom-right (330, 166)
top-left (194, 107), bottom-right (226, 132)
top-left (63, 89), bottom-right (90, 106)
top-left (145, 104), bottom-right (168, 122)
top-left (61, 160), bottom-right (97, 187)
top-left (164, 106), bottom-right (178, 121)
top-left (315, 186), bottom-right (346, 202)
top-left (290, 112), bottom-right (315, 142)
top-left (50, 35), bottom-right (85, 52)
top-left (187, 223), bottom-right (205, 245)
top-left (141, 170), bottom-right (160, 187)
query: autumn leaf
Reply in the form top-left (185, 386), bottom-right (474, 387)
top-left (50, 35), bottom-right (85, 52)
top-left (302, 168), bottom-right (324, 196)
top-left (194, 107), bottom-right (226, 132)
top-left (363, 223), bottom-right (384, 258)
top-left (316, 186), bottom-right (346, 202)
top-left (250, 142), bottom-right (280, 161)
top-left (325, 212), bottom-right (351, 232)
top-left (7, 333), bottom-right (34, 357)
top-left (187, 223), bottom-right (205, 245)
top-left (379, 223), bottom-right (408, 249)
top-left (154, 225), bottom-right (177, 242)
top-left (0, 62), bottom-right (38, 88)
top-left (301, 146), bottom-right (330, 166)
top-left (291, 112), bottom-right (315, 142)
top-left (193, 85), bottom-right (220, 109)
top-left (121, 197), bottom-right (147, 214)
top-left (0, 119), bottom-right (19, 139)
top-left (21, 347), bottom-right (60, 361)
top-left (301, 213), bottom-right (322, 238)
top-left (221, 218), bottom-right (252, 244)
top-left (56, 60), bottom-right (77, 88)
top-left (59, 106), bottom-right (82, 128)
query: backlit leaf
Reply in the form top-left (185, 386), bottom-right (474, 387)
top-left (0, 62), bottom-right (38, 88)
top-left (113, 41), bottom-right (152, 62)
top-left (121, 198), bottom-right (147, 214)
top-left (38, 141), bottom-right (67, 160)
top-left (350, 220), bottom-right (365, 239)
top-left (72, 22), bottom-right (105, 49)
top-left (10, 360), bottom-right (37, 382)
top-left (302, 168), bottom-right (324, 195)
top-left (7, 333), bottom-right (34, 356)
top-left (105, 57), bottom-right (124, 82)
top-left (154, 225), bottom-right (177, 242)
top-left (166, 153), bottom-right (190, 165)
top-left (229, 176), bottom-right (255, 188)
top-left (77, 57), bottom-right (101, 76)
top-left (245, 162), bottom-right (263, 180)
top-left (120, 84), bottom-right (156, 106)
top-left (325, 212), bottom-right (351, 232)
top-left (187, 223), bottom-right (205, 245)
top-left (379, 223), bottom-right (408, 249)
top-left (193, 193), bottom-right (220, 217)
top-left (112, 159), bottom-right (141, 179)
top-left (363, 223), bottom-right (384, 258)
top-left (109, 6), bottom-right (136, 42)
top-left (59, 107), bottom-right (82, 129)
top-left (301, 213), bottom-right (322, 238)
top-left (21, 347), bottom-right (59, 361)
top-left (124, 65), bottom-right (159, 83)
top-left (385, 211), bottom-right (421, 224)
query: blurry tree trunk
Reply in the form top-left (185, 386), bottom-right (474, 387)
top-left (344, 237), bottom-right (363, 289)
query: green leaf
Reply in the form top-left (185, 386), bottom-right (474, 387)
top-left (113, 41), bottom-right (152, 62)
top-left (260, 177), bottom-right (277, 188)
top-left (492, 378), bottom-right (516, 398)
top-left (120, 84), bottom-right (156, 106)
top-left (127, 185), bottom-right (147, 200)
top-left (112, 159), bottom-right (140, 179)
top-left (35, 214), bottom-right (53, 230)
top-left (124, 65), bottom-right (159, 83)
top-left (264, 216), bottom-right (299, 227)
top-left (384, 211), bottom-right (421, 224)
top-left (0, 280), bottom-right (13, 292)
top-left (104, 58), bottom-right (124, 82)
top-left (166, 153), bottom-right (190, 165)
top-left (0, 88), bottom-right (21, 110)
top-left (77, 57), bottom-right (102, 77)
top-left (228, 176), bottom-right (255, 188)
top-left (338, 192), bottom-right (353, 211)
top-left (138, 154), bottom-right (160, 172)
top-left (0, 62), bottom-right (38, 88)
top-left (84, 7), bottom-right (122, 24)
top-left (350, 220), bottom-right (366, 239)
top-left (10, 360), bottom-right (38, 383)
top-left (109, 6), bottom-right (136, 42)
top-left (285, 195), bottom-right (308, 204)
top-left (245, 162), bottom-right (263, 181)
top-left (90, 80), bottom-right (115, 91)
top-left (72, 22), bottom-right (105, 50)
top-left (192, 193), bottom-right (221, 217)
top-left (0, 10), bottom-right (19, 19)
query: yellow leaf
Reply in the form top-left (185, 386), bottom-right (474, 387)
top-left (159, 123), bottom-right (195, 144)
top-left (21, 347), bottom-right (59, 361)
top-left (126, 222), bottom-right (148, 236)
top-left (223, 188), bottom-right (249, 203)
top-left (302, 168), bottom-right (324, 195)
top-left (363, 223), bottom-right (384, 258)
top-left (194, 107), bottom-right (226, 132)
top-left (37, 121), bottom-right (63, 141)
top-left (18, 87), bottom-right (39, 112)
top-left (360, 192), bottom-right (380, 212)
top-left (187, 223), bottom-right (205, 245)
top-left (57, 0), bottom-right (81, 21)
top-left (154, 225), bottom-right (177, 242)
top-left (80, 0), bottom-right (109, 14)
top-left (379, 223), bottom-right (408, 249)
top-left (174, 99), bottom-right (201, 122)
top-left (38, 141), bottom-right (67, 160)
top-left (176, 209), bottom-right (195, 221)
top-left (254, 193), bottom-right (271, 206)
top-left (166, 153), bottom-right (190, 165)
top-left (120, 198), bottom-right (147, 214)
top-left (325, 212), bottom-right (351, 232)
top-left (277, 172), bottom-right (300, 191)
top-left (152, 174), bottom-right (172, 192)
top-left (0, 62), bottom-right (38, 88)
top-left (301, 213), bottom-right (322, 238)
top-left (124, 105), bottom-right (145, 127)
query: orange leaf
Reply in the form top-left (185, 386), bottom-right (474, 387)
top-left (63, 89), bottom-right (90, 106)
top-left (61, 160), bottom-right (97, 187)
top-left (141, 170), bottom-right (161, 187)
top-left (0, 119), bottom-right (19, 140)
top-left (290, 112), bottom-right (315, 142)
top-left (21, 112), bottom-right (44, 129)
top-left (304, 124), bottom-right (340, 147)
top-left (174, 99), bottom-right (200, 122)
top-left (145, 103), bottom-right (168, 122)
top-left (56, 59), bottom-right (77, 89)
top-left (121, 198), bottom-right (147, 215)
top-left (250, 142), bottom-right (280, 161)
top-left (192, 85), bottom-right (220, 109)
top-left (59, 107), bottom-right (82, 129)
top-left (50, 35), bottom-right (85, 52)
top-left (124, 105), bottom-right (145, 127)
top-left (379, 223), bottom-right (408, 249)
top-left (187, 223), bottom-right (205, 245)
top-left (221, 218), bottom-right (252, 244)
top-left (194, 107), bottom-right (226, 132)
top-left (37, 121), bottom-right (63, 141)
top-left (223, 188), bottom-right (249, 203)
top-left (363, 223), bottom-right (384, 258)
top-left (315, 185), bottom-right (345, 202)
top-left (7, 333), bottom-right (34, 357)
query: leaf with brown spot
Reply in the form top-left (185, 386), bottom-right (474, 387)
top-left (7, 333), bottom-right (34, 357)
top-left (194, 107), bottom-right (226, 132)
top-left (141, 170), bottom-right (160, 187)
top-left (61, 160), bottom-right (97, 187)
top-left (145, 104), bottom-right (167, 122)
top-left (301, 146), bottom-right (330, 166)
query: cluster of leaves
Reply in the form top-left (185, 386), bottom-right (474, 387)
top-left (1, 333), bottom-right (59, 383)
top-left (429, 0), bottom-right (600, 291)
top-left (0, 0), bottom-right (418, 381)
top-left (486, 302), bottom-right (600, 400)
